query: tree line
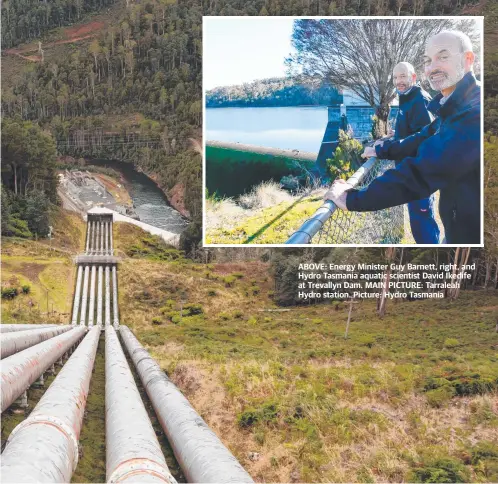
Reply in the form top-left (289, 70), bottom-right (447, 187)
top-left (206, 78), bottom-right (341, 108)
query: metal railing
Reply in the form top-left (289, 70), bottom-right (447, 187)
top-left (286, 157), bottom-right (404, 244)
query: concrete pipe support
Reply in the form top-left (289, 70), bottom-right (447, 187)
top-left (1, 326), bottom-right (87, 413)
top-left (0, 324), bottom-right (60, 334)
top-left (71, 266), bottom-right (84, 326)
top-left (119, 326), bottom-right (253, 483)
top-left (97, 266), bottom-right (104, 326)
top-left (112, 266), bottom-right (119, 328)
top-left (88, 266), bottom-right (97, 327)
top-left (1, 326), bottom-right (72, 360)
top-left (80, 266), bottom-right (90, 326)
top-left (1, 326), bottom-right (100, 483)
top-left (105, 326), bottom-right (176, 483)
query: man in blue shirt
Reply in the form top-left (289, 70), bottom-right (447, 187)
top-left (390, 61), bottom-right (440, 243)
top-left (325, 30), bottom-right (481, 245)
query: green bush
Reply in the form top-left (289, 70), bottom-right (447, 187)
top-left (326, 130), bottom-right (364, 181)
top-left (252, 286), bottom-right (260, 295)
top-left (183, 303), bottom-right (203, 316)
top-left (443, 338), bottom-right (460, 348)
top-left (408, 457), bottom-right (470, 483)
top-left (237, 401), bottom-right (280, 428)
top-left (232, 309), bottom-right (244, 319)
top-left (232, 273), bottom-right (244, 279)
top-left (1, 287), bottom-right (18, 299)
top-left (470, 441), bottom-right (498, 464)
top-left (358, 335), bottom-right (375, 348)
top-left (224, 275), bottom-right (236, 287)
top-left (151, 316), bottom-right (163, 325)
top-left (426, 386), bottom-right (455, 408)
top-left (219, 312), bottom-right (230, 321)
top-left (21, 285), bottom-right (31, 294)
top-left (171, 315), bottom-right (181, 324)
top-left (207, 289), bottom-right (217, 296)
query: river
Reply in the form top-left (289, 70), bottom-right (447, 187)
top-left (206, 106), bottom-right (328, 152)
top-left (91, 160), bottom-right (188, 235)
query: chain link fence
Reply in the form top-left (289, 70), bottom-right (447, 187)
top-left (286, 157), bottom-right (405, 244)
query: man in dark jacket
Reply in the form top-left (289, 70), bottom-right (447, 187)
top-left (325, 30), bottom-right (481, 244)
top-left (391, 61), bottom-right (440, 243)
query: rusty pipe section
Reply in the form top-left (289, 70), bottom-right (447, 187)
top-left (1, 327), bottom-right (87, 413)
top-left (119, 326), bottom-right (253, 483)
top-left (0, 324), bottom-right (60, 334)
top-left (1, 326), bottom-right (100, 483)
top-left (1, 325), bottom-right (72, 359)
top-left (105, 326), bottom-right (176, 483)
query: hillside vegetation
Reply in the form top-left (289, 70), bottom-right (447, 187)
top-left (113, 224), bottom-right (498, 483)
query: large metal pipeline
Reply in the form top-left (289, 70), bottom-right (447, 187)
top-left (89, 265), bottom-right (96, 327)
top-left (0, 324), bottom-right (60, 334)
top-left (112, 266), bottom-right (119, 328)
top-left (1, 326), bottom-right (87, 412)
top-left (1, 326), bottom-right (100, 483)
top-left (105, 326), bottom-right (176, 483)
top-left (110, 221), bottom-right (114, 255)
top-left (71, 265), bottom-right (84, 326)
top-left (119, 326), bottom-right (253, 483)
top-left (100, 221), bottom-right (104, 255)
top-left (1, 326), bottom-right (72, 359)
top-left (85, 222), bottom-right (91, 254)
top-left (80, 265), bottom-right (90, 326)
top-left (96, 221), bottom-right (100, 255)
top-left (97, 266), bottom-right (103, 326)
top-left (90, 221), bottom-right (95, 253)
top-left (105, 266), bottom-right (111, 327)
top-left (104, 222), bottom-right (109, 254)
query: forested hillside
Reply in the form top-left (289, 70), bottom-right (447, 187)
top-left (206, 78), bottom-right (341, 107)
top-left (1, 0), bottom-right (497, 254)
top-left (1, 0), bottom-right (117, 48)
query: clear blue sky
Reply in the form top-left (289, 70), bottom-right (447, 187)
top-left (203, 18), bottom-right (295, 90)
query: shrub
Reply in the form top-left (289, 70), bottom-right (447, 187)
top-left (358, 335), bottom-right (375, 348)
top-left (183, 303), bottom-right (203, 315)
top-left (248, 317), bottom-right (257, 326)
top-left (237, 401), bottom-right (280, 428)
top-left (21, 285), bottom-right (30, 294)
top-left (252, 286), bottom-right (260, 295)
top-left (151, 316), bottom-right (163, 325)
top-left (219, 312), bottom-right (230, 321)
top-left (1, 287), bottom-right (18, 299)
top-left (232, 309), bottom-right (244, 319)
top-left (444, 338), bottom-right (460, 348)
top-left (408, 457), bottom-right (470, 483)
top-left (207, 289), bottom-right (217, 297)
top-left (250, 279), bottom-right (258, 286)
top-left (232, 273), bottom-right (244, 279)
top-left (326, 129), bottom-right (364, 181)
top-left (426, 386), bottom-right (455, 408)
top-left (223, 275), bottom-right (236, 287)
top-left (171, 315), bottom-right (181, 324)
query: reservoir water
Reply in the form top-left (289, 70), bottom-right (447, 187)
top-left (92, 160), bottom-right (188, 235)
top-left (206, 106), bottom-right (328, 153)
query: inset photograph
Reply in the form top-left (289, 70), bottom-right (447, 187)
top-left (203, 17), bottom-right (483, 246)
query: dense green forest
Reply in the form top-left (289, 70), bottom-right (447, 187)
top-left (2, 0), bottom-right (117, 48)
top-left (1, 0), bottom-right (497, 254)
top-left (206, 78), bottom-right (342, 107)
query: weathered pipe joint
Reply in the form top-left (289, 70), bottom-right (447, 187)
top-left (108, 458), bottom-right (176, 483)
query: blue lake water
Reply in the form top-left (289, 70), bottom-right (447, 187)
top-left (205, 106), bottom-right (328, 153)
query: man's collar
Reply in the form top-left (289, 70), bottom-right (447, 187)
top-left (428, 72), bottom-right (477, 117)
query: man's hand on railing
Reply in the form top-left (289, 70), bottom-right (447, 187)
top-left (323, 179), bottom-right (353, 210)
top-left (361, 146), bottom-right (378, 159)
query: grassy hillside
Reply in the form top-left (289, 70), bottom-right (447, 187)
top-left (2, 220), bottom-right (497, 482)
top-left (1, 209), bottom-right (85, 324)
top-left (114, 224), bottom-right (498, 483)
